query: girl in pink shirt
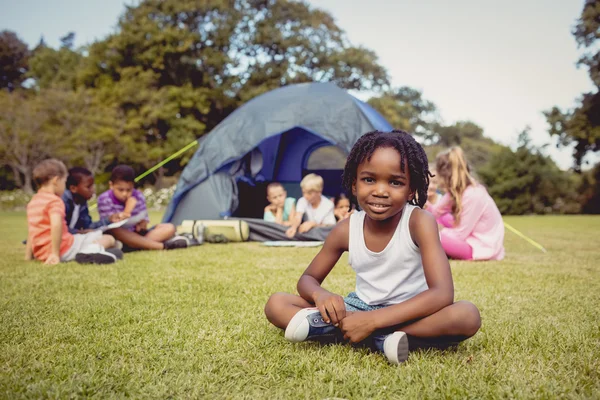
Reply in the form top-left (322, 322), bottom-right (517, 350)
top-left (426, 147), bottom-right (505, 261)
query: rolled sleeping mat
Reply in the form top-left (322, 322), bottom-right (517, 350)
top-left (179, 219), bottom-right (250, 242)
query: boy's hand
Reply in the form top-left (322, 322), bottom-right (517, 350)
top-left (338, 311), bottom-right (377, 343)
top-left (314, 291), bottom-right (346, 326)
top-left (44, 254), bottom-right (60, 265)
top-left (285, 226), bottom-right (297, 238)
top-left (108, 213), bottom-right (121, 223)
top-left (298, 221), bottom-right (316, 233)
top-left (135, 220), bottom-right (148, 232)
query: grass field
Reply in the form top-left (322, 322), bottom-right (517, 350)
top-left (1, 211), bottom-right (599, 399)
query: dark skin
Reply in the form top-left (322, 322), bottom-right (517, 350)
top-left (296, 147), bottom-right (453, 343)
top-left (69, 175), bottom-right (119, 233)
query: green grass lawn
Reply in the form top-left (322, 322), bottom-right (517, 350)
top-left (1, 211), bottom-right (599, 399)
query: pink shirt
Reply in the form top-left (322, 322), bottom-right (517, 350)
top-left (428, 185), bottom-right (505, 260)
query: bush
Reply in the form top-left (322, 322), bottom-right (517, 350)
top-left (0, 190), bottom-right (32, 211)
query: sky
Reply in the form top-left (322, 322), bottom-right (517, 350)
top-left (1, 0), bottom-right (596, 169)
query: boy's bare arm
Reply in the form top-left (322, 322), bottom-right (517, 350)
top-left (297, 218), bottom-right (349, 325)
top-left (123, 197), bottom-right (137, 217)
top-left (47, 213), bottom-right (63, 264)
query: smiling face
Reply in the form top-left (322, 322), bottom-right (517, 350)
top-left (352, 147), bottom-right (414, 222)
top-left (109, 180), bottom-right (134, 203)
top-left (71, 175), bottom-right (95, 201)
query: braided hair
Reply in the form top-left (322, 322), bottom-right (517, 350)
top-left (341, 130), bottom-right (432, 208)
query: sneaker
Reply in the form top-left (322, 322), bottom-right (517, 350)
top-left (75, 244), bottom-right (118, 265)
top-left (106, 247), bottom-right (124, 260)
top-left (164, 235), bottom-right (190, 250)
top-left (284, 308), bottom-right (338, 342)
top-left (372, 331), bottom-right (409, 365)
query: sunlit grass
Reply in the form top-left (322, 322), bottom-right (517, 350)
top-left (0, 211), bottom-right (598, 398)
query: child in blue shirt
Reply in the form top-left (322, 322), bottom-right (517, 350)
top-left (62, 167), bottom-right (119, 233)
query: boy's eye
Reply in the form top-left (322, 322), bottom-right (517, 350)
top-left (390, 180), bottom-right (403, 186)
top-left (363, 177), bottom-right (374, 183)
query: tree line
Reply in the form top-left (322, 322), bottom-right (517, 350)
top-left (0, 0), bottom-right (598, 213)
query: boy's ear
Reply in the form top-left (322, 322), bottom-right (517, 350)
top-left (351, 179), bottom-right (357, 196)
top-left (409, 190), bottom-right (415, 201)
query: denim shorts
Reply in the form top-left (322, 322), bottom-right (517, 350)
top-left (344, 292), bottom-right (388, 312)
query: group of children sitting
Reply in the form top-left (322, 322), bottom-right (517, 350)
top-left (25, 159), bottom-right (190, 265)
top-left (263, 173), bottom-right (353, 237)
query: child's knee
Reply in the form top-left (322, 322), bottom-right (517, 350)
top-left (455, 301), bottom-right (481, 336)
top-left (102, 234), bottom-right (116, 248)
top-left (161, 223), bottom-right (176, 236)
top-left (264, 292), bottom-right (286, 318)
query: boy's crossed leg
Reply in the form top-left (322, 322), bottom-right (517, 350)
top-left (264, 292), bottom-right (481, 364)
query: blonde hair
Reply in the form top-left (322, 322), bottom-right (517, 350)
top-left (33, 159), bottom-right (67, 187)
top-left (300, 173), bottom-right (324, 192)
top-left (435, 147), bottom-right (476, 224)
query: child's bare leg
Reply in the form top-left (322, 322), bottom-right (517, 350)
top-left (399, 301), bottom-right (481, 340)
top-left (109, 228), bottom-right (164, 250)
top-left (145, 223), bottom-right (176, 242)
top-left (265, 292), bottom-right (313, 329)
top-left (95, 234), bottom-right (116, 249)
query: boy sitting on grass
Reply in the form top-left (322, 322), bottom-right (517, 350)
top-left (286, 173), bottom-right (336, 238)
top-left (62, 167), bottom-right (120, 233)
top-left (25, 159), bottom-right (122, 265)
top-left (97, 165), bottom-right (188, 251)
top-left (264, 182), bottom-right (296, 226)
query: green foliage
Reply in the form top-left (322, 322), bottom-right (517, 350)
top-left (479, 131), bottom-right (580, 215)
top-left (0, 31), bottom-right (29, 91)
top-left (27, 38), bottom-right (83, 90)
top-left (368, 87), bottom-right (438, 141)
top-left (425, 121), bottom-right (507, 172)
top-left (545, 0), bottom-right (600, 171)
top-left (1, 212), bottom-right (599, 397)
top-left (579, 162), bottom-right (600, 213)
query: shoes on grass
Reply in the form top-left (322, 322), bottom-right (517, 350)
top-left (285, 307), bottom-right (410, 365)
top-left (372, 331), bottom-right (409, 365)
top-left (284, 308), bottom-right (338, 342)
top-left (75, 244), bottom-right (120, 265)
top-left (164, 235), bottom-right (190, 250)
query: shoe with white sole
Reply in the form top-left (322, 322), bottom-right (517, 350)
top-left (372, 331), bottom-right (409, 365)
top-left (284, 308), bottom-right (338, 342)
top-left (164, 235), bottom-right (190, 250)
top-left (75, 244), bottom-right (118, 265)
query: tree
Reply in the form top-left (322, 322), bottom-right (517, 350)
top-left (425, 121), bottom-right (505, 171)
top-left (367, 87), bottom-right (438, 140)
top-left (0, 31), bottom-right (29, 92)
top-left (0, 91), bottom-right (59, 193)
top-left (27, 35), bottom-right (83, 90)
top-left (545, 0), bottom-right (600, 172)
top-left (78, 0), bottom-right (389, 177)
top-left (478, 130), bottom-right (580, 215)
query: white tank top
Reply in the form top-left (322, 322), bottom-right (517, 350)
top-left (348, 205), bottom-right (428, 306)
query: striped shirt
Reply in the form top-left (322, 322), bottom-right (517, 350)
top-left (26, 192), bottom-right (74, 261)
top-left (97, 189), bottom-right (149, 231)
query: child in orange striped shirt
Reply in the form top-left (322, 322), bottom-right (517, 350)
top-left (25, 159), bottom-right (122, 265)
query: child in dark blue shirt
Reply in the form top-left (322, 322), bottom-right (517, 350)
top-left (62, 167), bottom-right (119, 233)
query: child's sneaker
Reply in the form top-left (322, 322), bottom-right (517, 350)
top-left (106, 247), bottom-right (124, 260)
top-left (75, 244), bottom-right (118, 265)
top-left (284, 308), bottom-right (338, 342)
top-left (372, 331), bottom-right (409, 365)
top-left (164, 235), bottom-right (190, 250)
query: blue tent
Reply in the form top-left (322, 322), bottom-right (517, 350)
top-left (164, 82), bottom-right (392, 225)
